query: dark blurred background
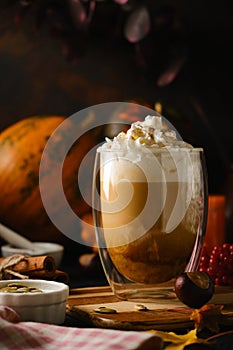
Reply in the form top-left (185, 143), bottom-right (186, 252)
top-left (0, 0), bottom-right (233, 254)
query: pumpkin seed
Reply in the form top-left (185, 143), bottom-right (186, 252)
top-left (94, 306), bottom-right (117, 314)
top-left (8, 283), bottom-right (26, 288)
top-left (0, 283), bottom-right (43, 294)
top-left (16, 287), bottom-right (28, 293)
top-left (134, 304), bottom-right (148, 311)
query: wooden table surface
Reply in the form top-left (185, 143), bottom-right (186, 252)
top-left (66, 285), bottom-right (233, 332)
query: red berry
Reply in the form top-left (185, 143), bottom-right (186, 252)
top-left (222, 276), bottom-right (228, 285)
top-left (223, 243), bottom-right (230, 251)
top-left (198, 242), bottom-right (233, 286)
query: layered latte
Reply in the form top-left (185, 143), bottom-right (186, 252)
top-left (98, 116), bottom-right (202, 284)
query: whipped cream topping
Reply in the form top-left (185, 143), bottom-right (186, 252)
top-left (101, 115), bottom-right (192, 150)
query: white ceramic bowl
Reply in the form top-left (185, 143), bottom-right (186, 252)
top-left (0, 279), bottom-right (69, 324)
top-left (1, 242), bottom-right (64, 267)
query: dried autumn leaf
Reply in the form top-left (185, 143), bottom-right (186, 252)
top-left (191, 304), bottom-right (224, 333)
top-left (149, 329), bottom-right (206, 350)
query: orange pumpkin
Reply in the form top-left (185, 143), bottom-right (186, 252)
top-left (0, 115), bottom-right (101, 248)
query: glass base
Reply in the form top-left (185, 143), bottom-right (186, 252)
top-left (110, 280), bottom-right (178, 303)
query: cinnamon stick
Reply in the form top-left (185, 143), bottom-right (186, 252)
top-left (0, 255), bottom-right (69, 284)
top-left (30, 270), bottom-right (69, 284)
top-left (52, 270), bottom-right (69, 284)
top-left (0, 255), bottom-right (56, 275)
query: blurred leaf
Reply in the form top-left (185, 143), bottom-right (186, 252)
top-left (124, 6), bottom-right (150, 43)
top-left (157, 54), bottom-right (186, 87)
top-left (68, 0), bottom-right (87, 30)
top-left (20, 0), bottom-right (33, 7)
top-left (114, 0), bottom-right (128, 4)
top-left (121, 0), bottom-right (138, 12)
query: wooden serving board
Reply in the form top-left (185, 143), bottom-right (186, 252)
top-left (66, 285), bottom-right (233, 331)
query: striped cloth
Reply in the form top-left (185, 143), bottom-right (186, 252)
top-left (0, 306), bottom-right (162, 350)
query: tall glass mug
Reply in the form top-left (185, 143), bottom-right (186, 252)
top-left (92, 146), bottom-right (208, 301)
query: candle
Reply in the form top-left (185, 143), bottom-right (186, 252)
top-left (204, 195), bottom-right (226, 253)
